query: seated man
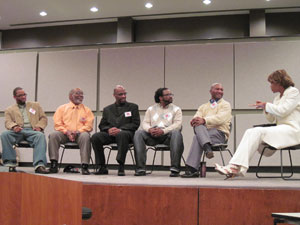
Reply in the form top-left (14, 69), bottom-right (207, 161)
top-left (1, 87), bottom-right (49, 173)
top-left (48, 88), bottom-right (94, 175)
top-left (181, 83), bottom-right (232, 178)
top-left (134, 87), bottom-right (184, 177)
top-left (91, 85), bottom-right (140, 176)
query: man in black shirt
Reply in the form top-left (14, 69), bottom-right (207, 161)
top-left (91, 85), bottom-right (140, 176)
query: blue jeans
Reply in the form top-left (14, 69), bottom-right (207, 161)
top-left (1, 128), bottom-right (47, 168)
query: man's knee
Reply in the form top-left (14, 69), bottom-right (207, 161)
top-left (91, 132), bottom-right (106, 144)
top-left (170, 130), bottom-right (182, 139)
top-left (48, 131), bottom-right (62, 141)
top-left (1, 130), bottom-right (11, 140)
top-left (134, 130), bottom-right (145, 140)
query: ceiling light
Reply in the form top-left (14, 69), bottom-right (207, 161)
top-left (145, 3), bottom-right (153, 9)
top-left (90, 7), bottom-right (99, 12)
top-left (39, 11), bottom-right (47, 17)
top-left (266, 0), bottom-right (270, 1)
top-left (203, 0), bottom-right (211, 5)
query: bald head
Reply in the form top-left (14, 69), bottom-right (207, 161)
top-left (113, 85), bottom-right (127, 105)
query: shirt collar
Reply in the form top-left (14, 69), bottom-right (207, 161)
top-left (210, 98), bottom-right (221, 103)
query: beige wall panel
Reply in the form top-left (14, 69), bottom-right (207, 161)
top-left (99, 46), bottom-right (164, 110)
top-left (235, 41), bottom-right (300, 109)
top-left (0, 52), bottom-right (37, 111)
top-left (165, 44), bottom-right (234, 110)
top-left (0, 117), bottom-right (5, 153)
top-left (38, 49), bottom-right (98, 111)
top-left (235, 114), bottom-right (300, 167)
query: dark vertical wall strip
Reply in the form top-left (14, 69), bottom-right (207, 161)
top-left (232, 44), bottom-right (236, 151)
top-left (266, 12), bottom-right (300, 36)
top-left (35, 53), bottom-right (39, 101)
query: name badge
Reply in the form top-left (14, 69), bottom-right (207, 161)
top-left (210, 101), bottom-right (217, 109)
top-left (125, 111), bottom-right (132, 117)
top-left (29, 108), bottom-right (36, 115)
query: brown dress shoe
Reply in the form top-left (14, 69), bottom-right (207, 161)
top-left (35, 166), bottom-right (50, 174)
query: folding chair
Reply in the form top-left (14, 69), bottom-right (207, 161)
top-left (146, 144), bottom-right (186, 174)
top-left (59, 142), bottom-right (95, 171)
top-left (103, 143), bottom-right (135, 166)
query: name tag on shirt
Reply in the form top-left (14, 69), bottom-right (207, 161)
top-left (125, 111), bottom-right (132, 117)
top-left (210, 101), bottom-right (218, 109)
top-left (29, 108), bottom-right (36, 115)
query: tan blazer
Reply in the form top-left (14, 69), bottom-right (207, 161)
top-left (5, 102), bottom-right (48, 130)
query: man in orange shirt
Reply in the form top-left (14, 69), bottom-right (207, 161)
top-left (48, 88), bottom-right (94, 175)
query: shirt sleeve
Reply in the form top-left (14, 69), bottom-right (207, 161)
top-left (142, 108), bottom-right (152, 132)
top-left (265, 88), bottom-right (300, 118)
top-left (53, 106), bottom-right (68, 134)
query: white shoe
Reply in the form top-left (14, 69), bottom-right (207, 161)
top-left (215, 163), bottom-right (240, 179)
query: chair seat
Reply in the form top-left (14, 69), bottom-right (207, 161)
top-left (148, 144), bottom-right (169, 151)
top-left (16, 140), bottom-right (31, 148)
top-left (211, 143), bottom-right (228, 150)
top-left (61, 142), bottom-right (80, 149)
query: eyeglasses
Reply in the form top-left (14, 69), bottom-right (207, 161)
top-left (15, 93), bottom-right (27, 97)
top-left (163, 93), bottom-right (174, 97)
top-left (117, 92), bottom-right (127, 96)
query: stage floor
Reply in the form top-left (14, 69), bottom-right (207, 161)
top-left (14, 166), bottom-right (300, 190)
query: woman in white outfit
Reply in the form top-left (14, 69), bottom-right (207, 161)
top-left (215, 69), bottom-right (300, 178)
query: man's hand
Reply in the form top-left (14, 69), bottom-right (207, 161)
top-left (190, 117), bottom-right (206, 127)
top-left (33, 127), bottom-right (42, 132)
top-left (149, 127), bottom-right (164, 137)
top-left (108, 127), bottom-right (121, 136)
top-left (66, 130), bottom-right (78, 142)
top-left (13, 126), bottom-right (23, 133)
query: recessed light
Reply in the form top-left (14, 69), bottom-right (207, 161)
top-left (266, 0), bottom-right (270, 1)
top-left (90, 7), bottom-right (99, 12)
top-left (203, 0), bottom-right (211, 5)
top-left (39, 11), bottom-right (47, 17)
top-left (145, 3), bottom-right (153, 9)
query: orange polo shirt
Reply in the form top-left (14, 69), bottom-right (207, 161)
top-left (53, 102), bottom-right (94, 134)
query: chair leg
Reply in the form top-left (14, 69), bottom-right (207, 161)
top-left (129, 148), bottom-right (136, 165)
top-left (106, 147), bottom-right (112, 166)
top-left (150, 149), bottom-right (157, 174)
top-left (256, 147), bottom-right (297, 179)
top-left (58, 147), bottom-right (66, 172)
top-left (218, 147), bottom-right (226, 166)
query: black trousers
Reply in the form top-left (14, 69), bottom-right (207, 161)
top-left (91, 130), bottom-right (134, 165)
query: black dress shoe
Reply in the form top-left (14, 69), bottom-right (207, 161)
top-left (94, 166), bottom-right (108, 175)
top-left (134, 170), bottom-right (146, 176)
top-left (49, 160), bottom-right (58, 173)
top-left (35, 166), bottom-right (50, 174)
top-left (170, 171), bottom-right (180, 177)
top-left (81, 164), bottom-right (90, 175)
top-left (181, 170), bottom-right (199, 178)
top-left (118, 164), bottom-right (125, 176)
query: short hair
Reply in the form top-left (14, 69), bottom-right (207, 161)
top-left (154, 87), bottom-right (168, 103)
top-left (268, 70), bottom-right (295, 89)
top-left (113, 85), bottom-right (125, 94)
top-left (13, 87), bottom-right (23, 96)
top-left (69, 88), bottom-right (82, 96)
top-left (210, 83), bottom-right (222, 90)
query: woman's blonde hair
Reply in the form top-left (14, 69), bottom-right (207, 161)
top-left (268, 69), bottom-right (295, 89)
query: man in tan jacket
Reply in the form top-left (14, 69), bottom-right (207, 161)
top-left (181, 83), bottom-right (232, 178)
top-left (1, 87), bottom-right (49, 173)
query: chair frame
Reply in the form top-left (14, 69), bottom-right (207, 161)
top-left (201, 143), bottom-right (233, 166)
top-left (256, 145), bottom-right (300, 180)
top-left (103, 143), bottom-right (135, 166)
top-left (59, 142), bottom-right (95, 172)
top-left (146, 144), bottom-right (186, 174)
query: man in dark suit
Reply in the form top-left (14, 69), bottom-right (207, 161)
top-left (91, 85), bottom-right (140, 176)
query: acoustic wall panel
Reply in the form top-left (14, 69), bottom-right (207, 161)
top-left (235, 41), bottom-right (300, 109)
top-left (38, 49), bottom-right (98, 111)
top-left (99, 46), bottom-right (164, 110)
top-left (165, 43), bottom-right (234, 110)
top-left (0, 52), bottom-right (37, 111)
